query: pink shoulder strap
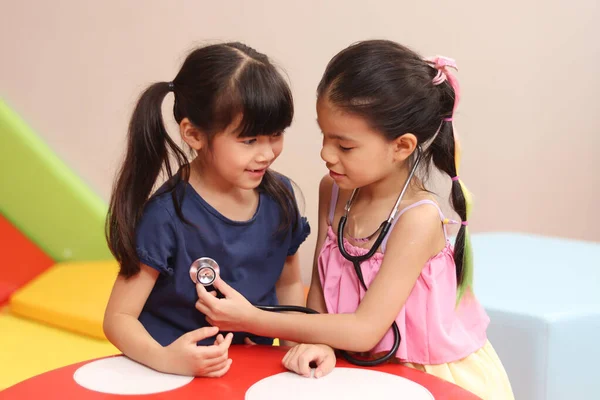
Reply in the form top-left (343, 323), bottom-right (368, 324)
top-left (328, 183), bottom-right (340, 225)
top-left (381, 200), bottom-right (448, 253)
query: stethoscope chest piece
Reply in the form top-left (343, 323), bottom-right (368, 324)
top-left (189, 257), bottom-right (220, 286)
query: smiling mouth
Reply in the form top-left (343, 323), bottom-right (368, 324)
top-left (246, 167), bottom-right (268, 175)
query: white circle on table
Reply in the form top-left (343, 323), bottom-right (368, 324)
top-left (73, 355), bottom-right (194, 395)
top-left (245, 367), bottom-right (434, 400)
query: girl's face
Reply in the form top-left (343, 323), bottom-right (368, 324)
top-left (183, 115), bottom-right (284, 191)
top-left (209, 126), bottom-right (284, 190)
top-left (317, 97), bottom-right (400, 189)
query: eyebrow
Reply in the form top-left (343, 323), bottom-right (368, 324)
top-left (327, 133), bottom-right (355, 142)
top-left (316, 121), bottom-right (355, 142)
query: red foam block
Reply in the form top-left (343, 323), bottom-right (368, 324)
top-left (0, 213), bottom-right (54, 304)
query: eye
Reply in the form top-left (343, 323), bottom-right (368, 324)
top-left (339, 145), bottom-right (354, 152)
top-left (272, 131), bottom-right (283, 137)
top-left (242, 138), bottom-right (257, 145)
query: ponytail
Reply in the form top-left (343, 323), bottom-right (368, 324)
top-left (427, 56), bottom-right (474, 301)
top-left (431, 121), bottom-right (474, 300)
top-left (106, 82), bottom-right (190, 278)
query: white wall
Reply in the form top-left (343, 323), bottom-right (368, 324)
top-left (1, 0), bottom-right (598, 282)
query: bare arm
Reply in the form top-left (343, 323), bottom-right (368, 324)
top-left (275, 253), bottom-right (306, 346)
top-left (198, 204), bottom-right (444, 352)
top-left (103, 264), bottom-right (168, 370)
top-left (275, 175), bottom-right (333, 343)
top-left (306, 175), bottom-right (334, 314)
top-left (275, 254), bottom-right (305, 307)
top-left (105, 264), bottom-right (233, 376)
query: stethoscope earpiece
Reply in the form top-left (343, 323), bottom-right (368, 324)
top-left (189, 257), bottom-right (220, 286)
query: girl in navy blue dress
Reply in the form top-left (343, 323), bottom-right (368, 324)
top-left (103, 42), bottom-right (310, 378)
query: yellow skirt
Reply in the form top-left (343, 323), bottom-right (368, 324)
top-left (401, 340), bottom-right (514, 400)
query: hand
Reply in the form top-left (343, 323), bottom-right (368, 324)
top-left (161, 326), bottom-right (234, 377)
top-left (195, 277), bottom-right (257, 332)
top-left (282, 344), bottom-right (336, 379)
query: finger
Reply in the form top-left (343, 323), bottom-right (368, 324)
top-left (213, 276), bottom-right (236, 297)
top-left (314, 352), bottom-right (336, 379)
top-left (297, 348), bottom-right (317, 377)
top-left (217, 332), bottom-right (234, 351)
top-left (195, 299), bottom-right (211, 315)
top-left (201, 351), bottom-right (229, 370)
top-left (214, 334), bottom-right (224, 346)
top-left (196, 343), bottom-right (228, 359)
top-left (203, 358), bottom-right (233, 378)
top-left (185, 326), bottom-right (219, 343)
top-left (208, 290), bottom-right (218, 298)
top-left (282, 345), bottom-right (300, 369)
top-left (196, 283), bottom-right (220, 308)
top-left (244, 337), bottom-right (257, 345)
top-left (282, 346), bottom-right (299, 367)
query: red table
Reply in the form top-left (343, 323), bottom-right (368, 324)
top-left (2, 345), bottom-right (481, 399)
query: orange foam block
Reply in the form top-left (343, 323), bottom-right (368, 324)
top-left (0, 214), bottom-right (54, 304)
top-left (10, 260), bottom-right (119, 339)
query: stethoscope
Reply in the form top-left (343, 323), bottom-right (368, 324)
top-left (336, 146), bottom-right (423, 366)
top-left (189, 146), bottom-right (423, 367)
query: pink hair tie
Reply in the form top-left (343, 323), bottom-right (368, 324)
top-left (426, 56), bottom-right (458, 86)
top-left (426, 55), bottom-right (461, 118)
top-left (461, 221), bottom-right (468, 226)
top-left (451, 176), bottom-right (460, 181)
top-left (444, 117), bottom-right (453, 122)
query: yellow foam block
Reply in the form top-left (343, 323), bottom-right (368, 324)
top-left (0, 309), bottom-right (119, 390)
top-left (9, 260), bottom-right (119, 339)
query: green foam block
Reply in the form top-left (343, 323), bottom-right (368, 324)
top-left (0, 98), bottom-right (112, 261)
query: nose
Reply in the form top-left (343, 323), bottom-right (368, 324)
top-left (256, 143), bottom-right (275, 163)
top-left (320, 143), bottom-right (337, 165)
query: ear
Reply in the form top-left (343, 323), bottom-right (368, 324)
top-left (391, 133), bottom-right (417, 162)
top-left (179, 118), bottom-right (205, 151)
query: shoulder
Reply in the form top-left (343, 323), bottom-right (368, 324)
top-left (318, 174), bottom-right (333, 194)
top-left (397, 201), bottom-right (442, 230)
top-left (387, 199), bottom-right (445, 257)
top-left (140, 182), bottom-right (186, 227)
top-left (138, 196), bottom-right (177, 228)
top-left (318, 174), bottom-right (335, 204)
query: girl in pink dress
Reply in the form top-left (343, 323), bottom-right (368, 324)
top-left (196, 40), bottom-right (514, 399)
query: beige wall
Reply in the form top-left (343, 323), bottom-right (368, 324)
top-left (1, 0), bottom-right (598, 282)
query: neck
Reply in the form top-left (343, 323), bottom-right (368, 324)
top-left (357, 166), bottom-right (419, 204)
top-left (188, 158), bottom-right (248, 201)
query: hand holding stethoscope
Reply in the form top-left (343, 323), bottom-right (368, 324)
top-left (192, 259), bottom-right (317, 330)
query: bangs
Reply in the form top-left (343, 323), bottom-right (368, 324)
top-left (214, 61), bottom-right (293, 138)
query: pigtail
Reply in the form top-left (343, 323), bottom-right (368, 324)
top-left (451, 127), bottom-right (474, 301)
top-left (427, 56), bottom-right (474, 301)
top-left (106, 82), bottom-right (189, 278)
